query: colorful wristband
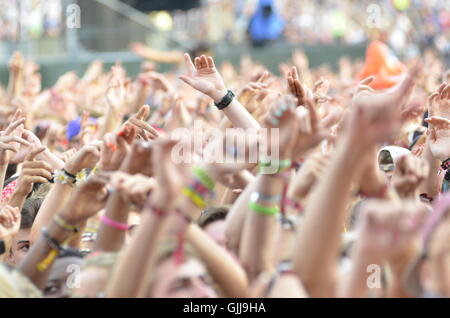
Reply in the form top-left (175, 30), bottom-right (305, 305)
top-left (248, 201), bottom-right (279, 215)
top-left (259, 158), bottom-right (292, 174)
top-left (53, 215), bottom-right (78, 233)
top-left (100, 215), bottom-right (130, 231)
top-left (192, 167), bottom-right (215, 191)
top-left (182, 186), bottom-right (207, 209)
top-left (250, 192), bottom-right (282, 204)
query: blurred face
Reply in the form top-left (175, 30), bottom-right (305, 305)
top-left (6, 228), bottom-right (31, 267)
top-left (150, 258), bottom-right (217, 298)
top-left (44, 256), bottom-right (83, 298)
top-left (73, 266), bottom-right (109, 298)
top-left (203, 220), bottom-right (226, 248)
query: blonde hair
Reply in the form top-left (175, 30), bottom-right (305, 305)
top-left (0, 265), bottom-right (42, 298)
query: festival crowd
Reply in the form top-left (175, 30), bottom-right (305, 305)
top-left (0, 24), bottom-right (449, 297)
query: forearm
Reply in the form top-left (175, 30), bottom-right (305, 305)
top-left (239, 174), bottom-right (284, 281)
top-left (357, 146), bottom-right (387, 195)
top-left (186, 223), bottom-right (249, 297)
top-left (6, 71), bottom-right (22, 103)
top-left (99, 108), bottom-right (121, 138)
top-left (18, 220), bottom-right (71, 289)
top-left (37, 149), bottom-right (64, 170)
top-left (134, 84), bottom-right (150, 113)
top-left (337, 245), bottom-right (384, 298)
top-left (293, 139), bottom-right (365, 297)
top-left (221, 99), bottom-right (260, 130)
top-left (106, 209), bottom-right (173, 298)
top-left (30, 183), bottom-right (74, 244)
top-left (94, 193), bottom-right (130, 252)
top-left (420, 141), bottom-right (441, 198)
top-left (8, 189), bottom-right (29, 212)
top-left (225, 181), bottom-right (257, 253)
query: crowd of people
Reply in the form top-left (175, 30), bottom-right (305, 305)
top-left (0, 35), bottom-right (449, 298)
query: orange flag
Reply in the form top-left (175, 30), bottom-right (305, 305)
top-left (357, 40), bottom-right (406, 90)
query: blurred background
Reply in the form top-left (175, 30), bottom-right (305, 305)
top-left (0, 0), bottom-right (449, 87)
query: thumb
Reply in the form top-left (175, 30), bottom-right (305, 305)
top-left (178, 75), bottom-right (195, 87)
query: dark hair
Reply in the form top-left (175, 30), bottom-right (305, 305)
top-left (197, 206), bottom-right (229, 229)
top-left (20, 197), bottom-right (43, 229)
top-left (5, 164), bottom-right (17, 181)
top-left (57, 247), bottom-right (85, 259)
top-left (188, 43), bottom-right (211, 59)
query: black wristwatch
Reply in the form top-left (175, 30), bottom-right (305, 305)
top-left (0, 240), bottom-right (5, 256)
top-left (214, 90), bottom-right (235, 110)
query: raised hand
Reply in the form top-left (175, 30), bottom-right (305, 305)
top-left (425, 116), bottom-right (450, 161)
top-left (151, 138), bottom-right (190, 204)
top-left (262, 94), bottom-right (300, 159)
top-left (99, 127), bottom-right (135, 171)
top-left (291, 99), bottom-right (331, 159)
top-left (288, 151), bottom-right (329, 201)
top-left (106, 66), bottom-right (127, 110)
top-left (287, 66), bottom-right (313, 107)
top-left (10, 129), bottom-right (43, 164)
top-left (353, 199), bottom-right (427, 261)
top-left (64, 143), bottom-right (101, 175)
top-left (179, 54), bottom-right (227, 103)
top-left (238, 75), bottom-right (269, 114)
top-left (139, 71), bottom-right (173, 93)
top-left (0, 117), bottom-right (30, 165)
top-left (352, 64), bottom-right (420, 119)
top-left (125, 105), bottom-right (160, 141)
top-left (59, 172), bottom-right (111, 225)
top-left (392, 155), bottom-right (429, 199)
top-left (429, 82), bottom-right (450, 119)
top-left (14, 147), bottom-right (53, 197)
top-left (8, 51), bottom-right (25, 73)
top-left (109, 172), bottom-right (156, 207)
top-left (425, 83), bottom-right (450, 161)
top-left (0, 205), bottom-right (21, 239)
top-left (343, 68), bottom-right (419, 150)
top-left (120, 140), bottom-right (153, 176)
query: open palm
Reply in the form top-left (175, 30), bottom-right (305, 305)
top-left (179, 54), bottom-right (227, 103)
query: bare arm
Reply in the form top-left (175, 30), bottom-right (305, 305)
top-left (186, 223), bottom-right (249, 297)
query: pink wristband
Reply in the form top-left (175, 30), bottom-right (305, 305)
top-left (100, 215), bottom-right (130, 231)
